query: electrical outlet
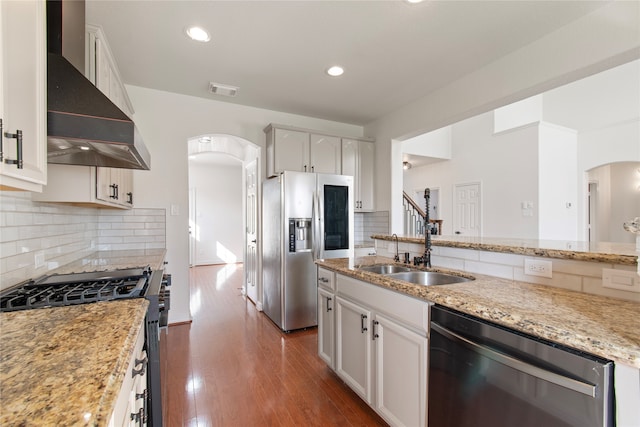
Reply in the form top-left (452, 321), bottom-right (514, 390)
top-left (34, 252), bottom-right (45, 269)
top-left (524, 258), bottom-right (552, 278)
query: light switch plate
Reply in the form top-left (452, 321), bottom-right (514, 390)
top-left (602, 269), bottom-right (640, 293)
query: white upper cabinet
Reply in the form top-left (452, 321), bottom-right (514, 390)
top-left (267, 127), bottom-right (309, 175)
top-left (342, 138), bottom-right (374, 211)
top-left (86, 24), bottom-right (134, 118)
top-left (309, 133), bottom-right (341, 174)
top-left (265, 124), bottom-right (346, 177)
top-left (0, 0), bottom-right (47, 192)
top-left (33, 164), bottom-right (134, 209)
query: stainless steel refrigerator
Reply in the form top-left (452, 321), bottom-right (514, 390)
top-left (262, 171), bottom-right (354, 332)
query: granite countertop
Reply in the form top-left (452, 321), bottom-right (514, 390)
top-left (0, 299), bottom-right (149, 426)
top-left (48, 248), bottom-right (168, 275)
top-left (371, 234), bottom-right (638, 265)
top-left (317, 256), bottom-right (640, 369)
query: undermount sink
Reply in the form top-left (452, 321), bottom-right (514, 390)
top-left (358, 264), bottom-right (413, 274)
top-left (386, 271), bottom-right (474, 286)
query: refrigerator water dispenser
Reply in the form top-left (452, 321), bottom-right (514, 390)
top-left (289, 218), bottom-right (311, 252)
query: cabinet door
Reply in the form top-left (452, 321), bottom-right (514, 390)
top-left (120, 169), bottom-right (134, 207)
top-left (96, 167), bottom-right (114, 203)
top-left (358, 141), bottom-right (375, 211)
top-left (341, 139), bottom-right (359, 209)
top-left (317, 288), bottom-right (335, 368)
top-left (374, 314), bottom-right (427, 427)
top-left (335, 296), bottom-right (372, 404)
top-left (0, 0), bottom-right (47, 191)
top-left (310, 134), bottom-right (341, 174)
top-left (273, 128), bottom-right (309, 173)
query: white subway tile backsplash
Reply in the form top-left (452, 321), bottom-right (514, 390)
top-left (583, 277), bottom-right (640, 302)
top-left (432, 256), bottom-right (466, 271)
top-left (465, 260), bottom-right (514, 280)
top-left (550, 259), bottom-right (610, 278)
top-left (372, 236), bottom-right (638, 302)
top-left (478, 251), bottom-right (524, 267)
top-left (0, 192), bottom-right (166, 289)
top-left (439, 246), bottom-right (480, 261)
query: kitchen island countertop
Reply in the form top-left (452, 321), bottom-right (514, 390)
top-left (0, 298), bottom-right (148, 426)
top-left (372, 234), bottom-right (638, 265)
top-left (316, 256), bottom-right (640, 369)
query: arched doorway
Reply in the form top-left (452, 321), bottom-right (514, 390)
top-left (187, 134), bottom-right (262, 307)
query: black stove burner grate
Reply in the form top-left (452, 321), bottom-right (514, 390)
top-left (0, 268), bottom-right (150, 312)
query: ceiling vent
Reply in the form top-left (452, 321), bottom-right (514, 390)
top-left (208, 82), bottom-right (239, 97)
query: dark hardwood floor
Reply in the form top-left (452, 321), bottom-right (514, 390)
top-left (159, 264), bottom-right (387, 427)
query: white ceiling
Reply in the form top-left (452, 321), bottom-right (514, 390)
top-left (85, 0), bottom-right (609, 126)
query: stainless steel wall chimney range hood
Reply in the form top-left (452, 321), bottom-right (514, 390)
top-left (46, 0), bottom-right (150, 170)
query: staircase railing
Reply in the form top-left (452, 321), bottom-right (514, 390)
top-left (403, 192), bottom-right (426, 236)
top-left (403, 191), bottom-right (442, 236)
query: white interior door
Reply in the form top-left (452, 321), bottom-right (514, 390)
top-left (245, 159), bottom-right (259, 304)
top-left (454, 183), bottom-right (481, 237)
top-left (188, 188), bottom-right (196, 267)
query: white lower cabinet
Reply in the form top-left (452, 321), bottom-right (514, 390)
top-left (374, 314), bottom-right (427, 427)
top-left (335, 296), bottom-right (373, 403)
top-left (331, 273), bottom-right (429, 427)
top-left (109, 323), bottom-right (147, 427)
top-left (318, 287), bottom-right (336, 368)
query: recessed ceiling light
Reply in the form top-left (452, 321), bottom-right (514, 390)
top-left (405, 0), bottom-right (425, 3)
top-left (326, 66), bottom-right (344, 77)
top-left (185, 26), bottom-right (211, 42)
top-left (79, 146), bottom-right (90, 151)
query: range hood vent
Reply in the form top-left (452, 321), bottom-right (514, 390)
top-left (46, 0), bottom-right (150, 170)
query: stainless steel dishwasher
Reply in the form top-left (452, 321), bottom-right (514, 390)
top-left (428, 305), bottom-right (614, 427)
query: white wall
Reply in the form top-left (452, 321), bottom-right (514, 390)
top-left (126, 85), bottom-right (363, 324)
top-left (189, 160), bottom-right (243, 265)
top-left (538, 123), bottom-right (578, 240)
top-left (365, 1), bottom-right (640, 234)
top-left (610, 162), bottom-right (640, 243)
top-left (403, 112), bottom-right (540, 238)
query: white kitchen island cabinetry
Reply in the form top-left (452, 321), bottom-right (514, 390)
top-left (341, 138), bottom-right (375, 211)
top-left (333, 273), bottom-right (429, 427)
top-left (265, 124), bottom-right (341, 176)
top-left (0, 0), bottom-right (47, 192)
top-left (317, 267), bottom-right (336, 368)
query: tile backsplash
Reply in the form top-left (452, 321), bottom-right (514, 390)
top-left (377, 238), bottom-right (639, 302)
top-left (0, 192), bottom-right (166, 290)
top-left (355, 211), bottom-right (389, 245)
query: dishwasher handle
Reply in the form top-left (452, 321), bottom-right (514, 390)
top-left (431, 322), bottom-right (597, 398)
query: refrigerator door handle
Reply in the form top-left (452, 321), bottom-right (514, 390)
top-left (311, 191), bottom-right (319, 261)
top-left (317, 188), bottom-right (325, 259)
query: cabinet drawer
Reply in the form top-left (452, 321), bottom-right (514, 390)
top-left (318, 267), bottom-right (335, 291)
top-left (337, 274), bottom-right (429, 335)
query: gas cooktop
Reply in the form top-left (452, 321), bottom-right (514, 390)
top-left (0, 266), bottom-right (151, 312)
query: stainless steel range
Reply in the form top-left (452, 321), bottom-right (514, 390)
top-left (0, 266), bottom-right (170, 427)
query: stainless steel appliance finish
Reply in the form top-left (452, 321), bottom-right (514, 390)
top-left (0, 267), bottom-right (167, 427)
top-left (428, 305), bottom-right (614, 427)
top-left (262, 171), bottom-right (353, 332)
top-left (46, 0), bottom-right (151, 170)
